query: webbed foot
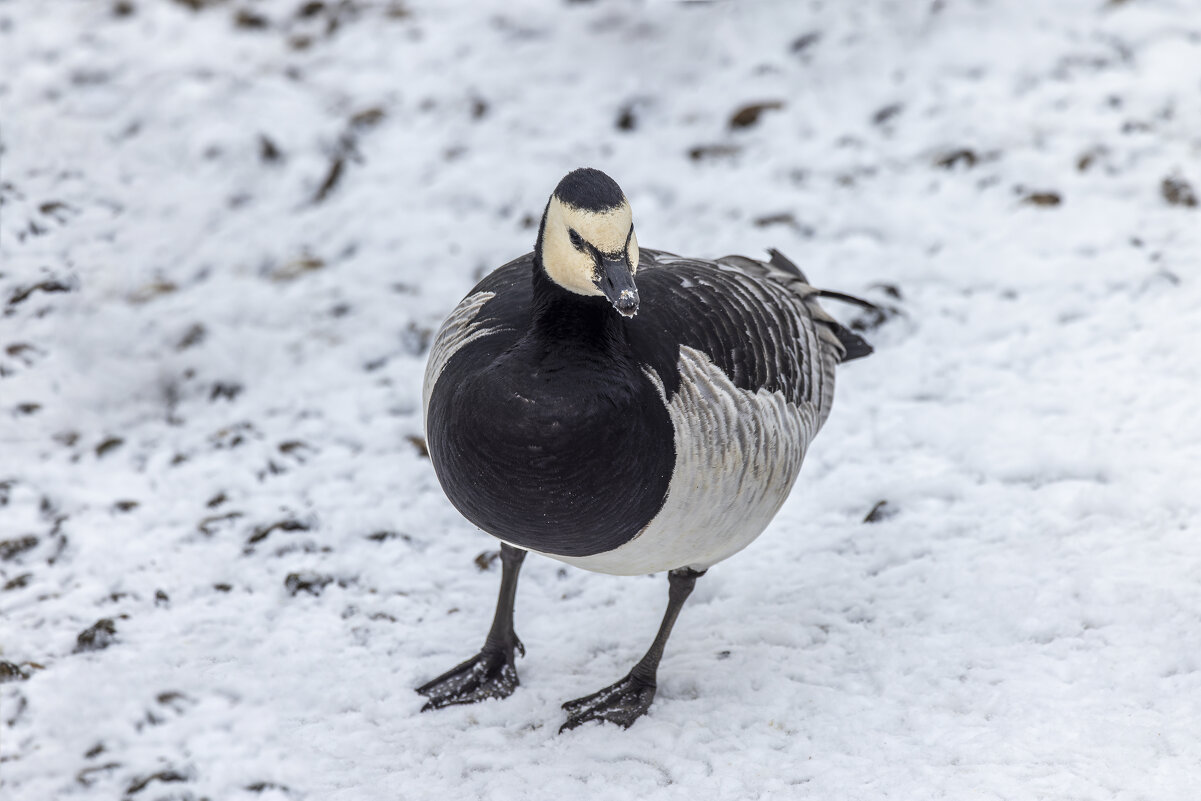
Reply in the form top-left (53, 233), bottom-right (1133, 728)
top-left (416, 640), bottom-right (524, 711)
top-left (559, 672), bottom-right (656, 732)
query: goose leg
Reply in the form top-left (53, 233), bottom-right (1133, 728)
top-left (560, 566), bottom-right (704, 732)
top-left (417, 543), bottom-right (527, 710)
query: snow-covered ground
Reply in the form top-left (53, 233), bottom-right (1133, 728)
top-left (3, 0), bottom-right (1200, 798)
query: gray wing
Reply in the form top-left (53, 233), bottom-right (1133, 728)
top-left (627, 248), bottom-right (864, 426)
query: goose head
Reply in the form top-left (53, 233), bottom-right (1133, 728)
top-left (536, 168), bottom-right (640, 317)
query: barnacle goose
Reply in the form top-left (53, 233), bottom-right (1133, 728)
top-left (417, 168), bottom-right (872, 731)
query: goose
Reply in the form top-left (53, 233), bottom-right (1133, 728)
top-left (417, 168), bottom-right (872, 731)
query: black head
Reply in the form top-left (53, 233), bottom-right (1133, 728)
top-left (552, 168), bottom-right (626, 213)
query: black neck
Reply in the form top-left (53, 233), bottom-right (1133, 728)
top-left (530, 256), bottom-right (627, 352)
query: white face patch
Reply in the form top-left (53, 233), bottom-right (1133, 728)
top-left (541, 196), bottom-right (639, 296)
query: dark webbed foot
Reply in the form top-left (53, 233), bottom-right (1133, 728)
top-left (560, 672), bottom-right (656, 732)
top-left (416, 639), bottom-right (524, 711)
top-left (559, 567), bottom-right (703, 733)
top-left (418, 543), bottom-right (528, 711)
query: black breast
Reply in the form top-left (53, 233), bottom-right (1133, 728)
top-left (426, 327), bottom-right (675, 557)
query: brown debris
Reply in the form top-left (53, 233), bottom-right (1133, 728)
top-left (171, 0), bottom-right (226, 10)
top-left (752, 213), bottom-right (813, 236)
top-left (259, 134), bottom-right (283, 163)
top-left (872, 103), bottom-right (903, 126)
top-left (1162, 175), bottom-right (1197, 208)
top-left (9, 279), bottom-right (73, 306)
top-left (76, 761), bottom-right (122, 788)
top-left (312, 156), bottom-right (345, 204)
top-left (197, 511), bottom-right (243, 535)
top-left (0, 661), bottom-right (29, 683)
top-left (209, 382), bottom-right (243, 402)
top-left (688, 144), bottom-right (742, 162)
top-left (1076, 146), bottom-right (1107, 172)
top-left (0, 535), bottom-right (37, 561)
top-left (128, 279), bottom-right (178, 304)
top-left (234, 8), bottom-right (269, 28)
top-left (934, 149), bottom-right (978, 170)
top-left (4, 574), bottom-right (32, 591)
top-left (1022, 191), bottom-right (1062, 207)
top-left (96, 437), bottom-right (125, 457)
top-left (729, 101), bottom-right (784, 130)
top-left (406, 435), bottom-right (429, 458)
top-left (863, 500), bottom-right (897, 523)
top-left (247, 518), bottom-right (311, 545)
top-left (790, 31), bottom-right (821, 54)
top-left (176, 323), bottom-right (207, 350)
top-left (126, 768), bottom-right (190, 795)
top-left (270, 254), bottom-right (326, 281)
top-left (616, 104), bottom-right (637, 131)
top-left (74, 618), bottom-right (118, 653)
top-left (285, 571), bottom-right (334, 596)
top-left (350, 107), bottom-right (386, 129)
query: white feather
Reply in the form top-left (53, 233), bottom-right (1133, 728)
top-left (422, 291), bottom-right (497, 428)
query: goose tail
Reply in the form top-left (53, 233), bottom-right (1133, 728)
top-left (766, 249), bottom-right (875, 363)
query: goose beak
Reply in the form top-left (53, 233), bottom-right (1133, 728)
top-left (599, 256), bottom-right (639, 318)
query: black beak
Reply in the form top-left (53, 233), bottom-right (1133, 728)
top-left (598, 255), bottom-right (638, 318)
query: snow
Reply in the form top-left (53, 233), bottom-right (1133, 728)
top-left (2, 0), bottom-right (1200, 798)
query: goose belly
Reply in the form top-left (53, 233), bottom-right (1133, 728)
top-left (426, 363), bottom-right (676, 557)
top-left (548, 347), bottom-right (822, 575)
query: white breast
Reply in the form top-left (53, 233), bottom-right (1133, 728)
top-left (548, 346), bottom-right (824, 575)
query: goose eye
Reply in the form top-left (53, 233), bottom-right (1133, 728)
top-left (568, 229), bottom-right (585, 251)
